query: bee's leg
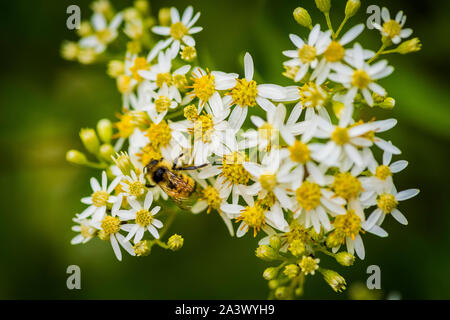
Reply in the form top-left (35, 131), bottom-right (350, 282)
top-left (172, 153), bottom-right (184, 170)
top-left (177, 163), bottom-right (208, 171)
top-left (145, 183), bottom-right (156, 188)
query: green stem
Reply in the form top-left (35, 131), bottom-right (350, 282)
top-left (165, 109), bottom-right (185, 120)
top-left (368, 42), bottom-right (388, 63)
top-left (324, 13), bottom-right (335, 38)
top-left (159, 209), bottom-right (177, 239)
top-left (334, 16), bottom-right (349, 39)
top-left (85, 161), bottom-right (109, 169)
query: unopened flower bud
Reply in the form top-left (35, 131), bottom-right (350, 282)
top-left (269, 235), bottom-right (281, 250)
top-left (61, 41), bottom-right (79, 61)
top-left (293, 7), bottom-right (312, 29)
top-left (133, 240), bottom-right (151, 256)
top-left (335, 252), bottom-right (355, 266)
top-left (397, 38), bottom-right (422, 54)
top-left (288, 239), bottom-right (305, 257)
top-left (97, 119), bottom-right (113, 143)
top-left (77, 21), bottom-right (93, 37)
top-left (268, 280), bottom-right (279, 290)
top-left (167, 234), bottom-right (184, 251)
top-left (107, 60), bottom-right (125, 78)
top-left (99, 144), bottom-right (115, 161)
top-left (255, 245), bottom-right (279, 261)
top-left (112, 151), bottom-right (134, 176)
top-left (134, 0), bottom-right (149, 14)
top-left (295, 287), bottom-right (303, 296)
top-left (158, 8), bottom-right (171, 26)
top-left (263, 267), bottom-right (278, 280)
top-left (378, 97), bottom-right (396, 109)
top-left (283, 264), bottom-right (299, 279)
top-left (326, 231), bottom-right (343, 248)
top-left (315, 0), bottom-right (331, 13)
top-left (274, 286), bottom-right (289, 300)
top-left (320, 269), bottom-right (347, 292)
top-left (345, 0), bottom-right (361, 18)
top-left (79, 128), bottom-right (100, 154)
top-left (181, 46), bottom-right (197, 62)
top-left (66, 150), bottom-right (87, 165)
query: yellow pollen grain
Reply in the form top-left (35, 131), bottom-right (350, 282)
top-left (298, 44), bottom-right (316, 63)
top-left (377, 193), bottom-right (398, 213)
top-left (128, 181), bottom-right (145, 197)
top-left (92, 190), bottom-right (109, 207)
top-left (191, 73), bottom-right (215, 102)
top-left (228, 78), bottom-right (258, 107)
top-left (155, 96), bottom-right (171, 113)
top-left (299, 82), bottom-right (326, 108)
top-left (220, 152), bottom-right (251, 185)
top-left (237, 205), bottom-right (265, 236)
top-left (136, 209), bottom-right (153, 227)
top-left (289, 140), bottom-right (310, 164)
top-left (156, 72), bottom-right (173, 88)
top-left (333, 210), bottom-right (361, 240)
top-left (296, 181), bottom-right (322, 211)
top-left (332, 172), bottom-right (362, 200)
top-left (145, 120), bottom-right (172, 148)
top-left (101, 216), bottom-right (121, 236)
top-left (201, 186), bottom-right (222, 213)
top-left (383, 20), bottom-right (402, 39)
top-left (375, 165), bottom-right (392, 180)
top-left (352, 69), bottom-right (371, 89)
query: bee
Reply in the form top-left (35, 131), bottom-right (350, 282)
top-left (144, 154), bottom-right (207, 209)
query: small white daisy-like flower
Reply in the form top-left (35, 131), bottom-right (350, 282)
top-left (78, 171), bottom-right (122, 222)
top-left (363, 187), bottom-right (419, 230)
top-left (372, 7), bottom-right (413, 44)
top-left (282, 24), bottom-right (331, 82)
top-left (329, 43), bottom-right (394, 106)
top-left (145, 83), bottom-right (180, 124)
top-left (152, 6), bottom-right (203, 54)
top-left (71, 218), bottom-right (96, 245)
top-left (119, 170), bottom-right (147, 201)
top-left (79, 12), bottom-right (123, 53)
top-left (227, 52), bottom-right (287, 129)
top-left (118, 191), bottom-right (163, 243)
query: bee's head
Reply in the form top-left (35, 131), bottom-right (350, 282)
top-left (144, 158), bottom-right (163, 175)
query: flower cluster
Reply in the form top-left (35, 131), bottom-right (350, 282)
top-left (64, 0), bottom-right (421, 298)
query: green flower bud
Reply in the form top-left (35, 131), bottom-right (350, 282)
top-left (97, 119), bottom-right (113, 143)
top-left (335, 252), bottom-right (355, 266)
top-left (134, 0), bottom-right (149, 14)
top-left (268, 280), bottom-right (279, 290)
top-left (378, 97), bottom-right (396, 109)
top-left (66, 149), bottom-right (87, 165)
top-left (167, 234), bottom-right (184, 251)
top-left (79, 128), bottom-right (100, 154)
top-left (283, 264), bottom-right (300, 279)
top-left (274, 286), bottom-right (289, 300)
top-left (320, 269), bottom-right (347, 292)
top-left (293, 7), bottom-right (312, 29)
top-left (295, 287), bottom-right (303, 296)
top-left (345, 0), bottom-right (360, 18)
top-left (315, 0), bottom-right (331, 13)
top-left (133, 240), bottom-right (151, 256)
top-left (288, 239), bottom-right (305, 257)
top-left (112, 151), bottom-right (134, 176)
top-left (158, 8), bottom-right (171, 26)
top-left (107, 60), bottom-right (124, 78)
top-left (269, 235), bottom-right (281, 250)
top-left (99, 144), bottom-right (115, 161)
top-left (255, 245), bottom-right (279, 261)
top-left (263, 267), bottom-right (278, 280)
top-left (397, 38), bottom-right (422, 54)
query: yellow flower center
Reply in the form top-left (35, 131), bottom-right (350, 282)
top-left (155, 96), bottom-right (171, 113)
top-left (200, 186), bottom-right (222, 212)
top-left (228, 78), bottom-right (258, 107)
top-left (191, 72), bottom-right (215, 102)
top-left (332, 172), bottom-right (362, 200)
top-left (382, 20), bottom-right (402, 39)
top-left (101, 216), bottom-right (121, 236)
top-left (116, 75), bottom-right (132, 94)
top-left (296, 181), bottom-right (322, 211)
top-left (96, 28), bottom-right (114, 44)
top-left (170, 21), bottom-right (188, 40)
top-left (299, 256), bottom-right (319, 275)
top-left (289, 140), bottom-right (310, 164)
top-left (181, 46), bottom-right (197, 61)
top-left (137, 143), bottom-right (162, 167)
top-left (156, 72), bottom-right (173, 88)
top-left (92, 190), bottom-right (109, 207)
top-left (331, 127), bottom-right (350, 145)
top-left (128, 181), bottom-right (145, 197)
top-left (299, 82), bottom-right (326, 108)
top-left (285, 221), bottom-right (310, 244)
top-left (129, 57), bottom-right (149, 81)
top-left (377, 193), bottom-right (398, 213)
top-left (256, 191), bottom-right (276, 209)
top-left (333, 210), bottom-right (361, 240)
top-left (136, 209), bottom-right (153, 227)
top-left (145, 120), bottom-right (172, 148)
top-left (258, 122), bottom-right (276, 144)
top-left (259, 174), bottom-right (277, 191)
top-left (375, 165), bottom-right (392, 180)
top-left (80, 224), bottom-right (94, 239)
top-left (220, 152), bottom-right (251, 185)
top-left (184, 104), bottom-right (198, 121)
top-left (173, 74), bottom-right (188, 90)
top-left (298, 44), bottom-right (316, 63)
top-left (193, 114), bottom-right (214, 143)
top-left (237, 205), bottom-right (265, 236)
top-left (352, 69), bottom-right (371, 89)
top-left (324, 41), bottom-right (345, 62)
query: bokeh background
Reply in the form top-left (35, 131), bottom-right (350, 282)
top-left (0, 0), bottom-right (449, 299)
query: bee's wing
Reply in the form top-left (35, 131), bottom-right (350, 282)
top-left (159, 170), bottom-right (195, 210)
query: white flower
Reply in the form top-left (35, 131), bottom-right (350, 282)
top-left (329, 43), bottom-right (394, 106)
top-left (372, 8), bottom-right (413, 44)
top-left (152, 6), bottom-right (202, 54)
top-left (71, 218), bottom-right (96, 244)
top-left (145, 83), bottom-right (180, 124)
top-left (363, 187), bottom-right (419, 230)
top-left (78, 171), bottom-right (122, 222)
top-left (118, 191), bottom-right (163, 243)
top-left (282, 24), bottom-right (331, 82)
top-left (119, 170), bottom-right (147, 201)
top-left (79, 12), bottom-right (123, 53)
top-left (227, 53), bottom-right (287, 130)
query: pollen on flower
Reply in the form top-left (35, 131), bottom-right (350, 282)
top-left (80, 224), bottom-right (95, 239)
top-left (200, 186), bottom-right (222, 213)
top-left (383, 20), bottom-right (402, 39)
top-left (145, 120), bottom-right (172, 148)
top-left (237, 205), bottom-right (266, 236)
top-left (181, 46), bottom-right (197, 61)
top-left (331, 127), bottom-right (350, 145)
top-left (289, 140), bottom-right (310, 164)
top-left (299, 256), bottom-right (319, 275)
top-left (117, 75), bottom-right (133, 94)
top-left (114, 113), bottom-right (135, 139)
top-left (170, 21), bottom-right (188, 40)
top-left (92, 190), bottom-right (109, 207)
top-left (324, 41), bottom-right (345, 62)
top-left (220, 152), bottom-right (251, 185)
top-left (128, 181), bottom-right (145, 197)
top-left (193, 114), bottom-right (214, 143)
top-left (332, 172), bottom-right (362, 200)
top-left (256, 191), bottom-right (276, 209)
top-left (156, 72), bottom-right (173, 88)
top-left (155, 96), bottom-right (171, 113)
top-left (258, 123), bottom-right (276, 145)
top-left (136, 143), bottom-right (162, 166)
top-left (377, 193), bottom-right (398, 213)
top-left (333, 210), bottom-right (361, 240)
top-left (136, 209), bottom-right (154, 226)
top-left (282, 65), bottom-right (300, 80)
top-left (299, 82), bottom-right (326, 108)
top-left (96, 28), bottom-right (114, 44)
top-left (190, 72), bottom-right (215, 102)
top-left (184, 104), bottom-right (198, 121)
top-left (375, 165), bottom-right (392, 180)
top-left (101, 216), bottom-right (121, 236)
top-left (296, 181), bottom-right (322, 211)
top-left (285, 221), bottom-right (310, 244)
top-left (298, 44), bottom-right (316, 63)
top-left (352, 69), bottom-right (371, 89)
top-left (173, 74), bottom-right (188, 90)
top-left (129, 57), bottom-right (149, 81)
top-left (260, 174), bottom-right (277, 191)
top-left (228, 78), bottom-right (258, 107)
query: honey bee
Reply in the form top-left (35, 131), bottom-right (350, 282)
top-left (144, 154), bottom-right (207, 209)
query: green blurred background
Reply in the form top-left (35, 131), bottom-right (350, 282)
top-left (0, 0), bottom-right (449, 299)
